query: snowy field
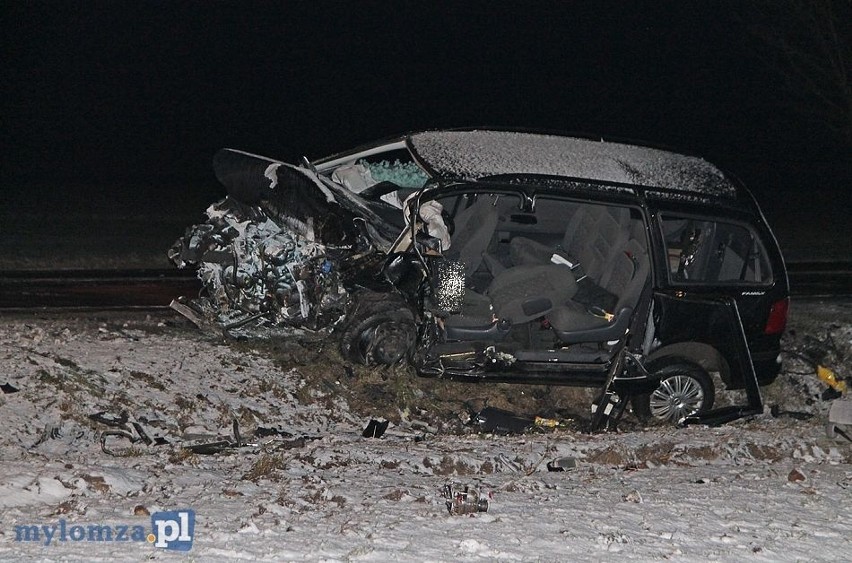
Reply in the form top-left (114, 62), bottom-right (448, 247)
top-left (0, 300), bottom-right (850, 561)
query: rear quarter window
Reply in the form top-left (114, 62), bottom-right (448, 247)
top-left (660, 214), bottom-right (773, 285)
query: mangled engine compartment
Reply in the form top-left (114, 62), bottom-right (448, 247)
top-left (169, 197), bottom-right (351, 331)
top-left (168, 149), bottom-right (398, 336)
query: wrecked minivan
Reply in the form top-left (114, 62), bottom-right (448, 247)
top-left (170, 129), bottom-right (789, 429)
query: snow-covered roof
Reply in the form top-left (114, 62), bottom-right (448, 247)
top-left (408, 130), bottom-right (736, 197)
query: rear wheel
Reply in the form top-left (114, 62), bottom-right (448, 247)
top-left (632, 359), bottom-right (714, 424)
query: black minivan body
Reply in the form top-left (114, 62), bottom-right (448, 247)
top-left (173, 130), bottom-right (790, 428)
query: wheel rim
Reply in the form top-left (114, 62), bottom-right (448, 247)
top-left (649, 375), bottom-right (705, 422)
top-left (357, 321), bottom-right (415, 365)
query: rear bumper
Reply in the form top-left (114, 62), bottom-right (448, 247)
top-left (751, 349), bottom-right (783, 386)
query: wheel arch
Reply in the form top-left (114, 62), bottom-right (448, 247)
top-left (647, 342), bottom-right (732, 388)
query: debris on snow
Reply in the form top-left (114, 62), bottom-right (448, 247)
top-left (818, 365), bottom-right (848, 394)
top-left (546, 457), bottom-right (578, 472)
top-left (0, 301), bottom-right (850, 560)
top-left (787, 468), bottom-right (807, 482)
top-left (444, 483), bottom-right (489, 515)
top-left (470, 407), bottom-right (534, 435)
top-left (827, 398), bottom-right (852, 442)
top-left (362, 419), bottom-right (390, 439)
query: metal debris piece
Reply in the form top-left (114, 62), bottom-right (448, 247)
top-left (769, 405), bottom-right (814, 420)
top-left (186, 422), bottom-right (319, 454)
top-left (89, 411), bottom-right (129, 427)
top-left (623, 489), bottom-right (643, 503)
top-left (1, 383), bottom-right (19, 394)
top-left (546, 457), bottom-right (578, 472)
top-left (409, 420), bottom-right (438, 434)
top-left (185, 418), bottom-right (251, 454)
top-left (32, 424), bottom-right (63, 447)
top-left (89, 411), bottom-right (166, 456)
top-left (185, 440), bottom-right (235, 455)
top-left (363, 419), bottom-right (390, 439)
top-left (443, 484), bottom-right (489, 515)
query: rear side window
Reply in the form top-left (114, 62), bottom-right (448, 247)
top-left (660, 215), bottom-right (772, 284)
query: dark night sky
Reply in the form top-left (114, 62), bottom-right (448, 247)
top-left (2, 1), bottom-right (850, 270)
top-left (5, 1), bottom-right (847, 184)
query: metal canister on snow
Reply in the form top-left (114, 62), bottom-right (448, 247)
top-left (444, 484), bottom-right (489, 515)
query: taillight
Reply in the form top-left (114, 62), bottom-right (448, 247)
top-left (764, 297), bottom-right (789, 335)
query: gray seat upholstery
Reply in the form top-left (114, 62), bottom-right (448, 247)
top-left (444, 263), bottom-right (577, 332)
top-left (442, 288), bottom-right (494, 328)
top-left (548, 239), bottom-right (650, 343)
top-left (488, 263), bottom-right (577, 324)
top-left (509, 205), bottom-right (631, 283)
top-left (444, 195), bottom-right (499, 279)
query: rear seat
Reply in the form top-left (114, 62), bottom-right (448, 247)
top-left (487, 263), bottom-right (577, 324)
top-left (547, 238), bottom-right (650, 344)
top-left (508, 205), bottom-right (630, 284)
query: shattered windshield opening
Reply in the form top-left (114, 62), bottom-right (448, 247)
top-left (326, 148), bottom-right (430, 209)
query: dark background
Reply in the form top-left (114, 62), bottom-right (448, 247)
top-left (2, 1), bottom-right (850, 269)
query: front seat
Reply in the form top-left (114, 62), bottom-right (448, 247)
top-left (443, 263), bottom-right (577, 340)
top-left (443, 195), bottom-right (499, 280)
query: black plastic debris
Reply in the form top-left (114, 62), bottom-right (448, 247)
top-left (362, 419), bottom-right (389, 439)
top-left (471, 407), bottom-right (533, 434)
top-left (769, 405), bottom-right (814, 420)
top-left (1, 383), bottom-right (19, 394)
top-left (254, 426), bottom-right (295, 439)
top-left (822, 387), bottom-right (843, 401)
top-left (186, 440), bottom-right (235, 455)
top-left (444, 484), bottom-right (489, 515)
top-left (546, 457), bottom-right (578, 472)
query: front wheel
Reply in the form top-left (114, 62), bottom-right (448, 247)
top-left (632, 358), bottom-right (715, 424)
top-left (337, 290), bottom-right (416, 366)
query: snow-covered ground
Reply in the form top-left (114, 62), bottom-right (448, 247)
top-left (1, 300), bottom-right (850, 561)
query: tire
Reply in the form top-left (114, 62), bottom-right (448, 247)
top-left (632, 358), bottom-right (715, 424)
top-left (337, 290), bottom-right (416, 365)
